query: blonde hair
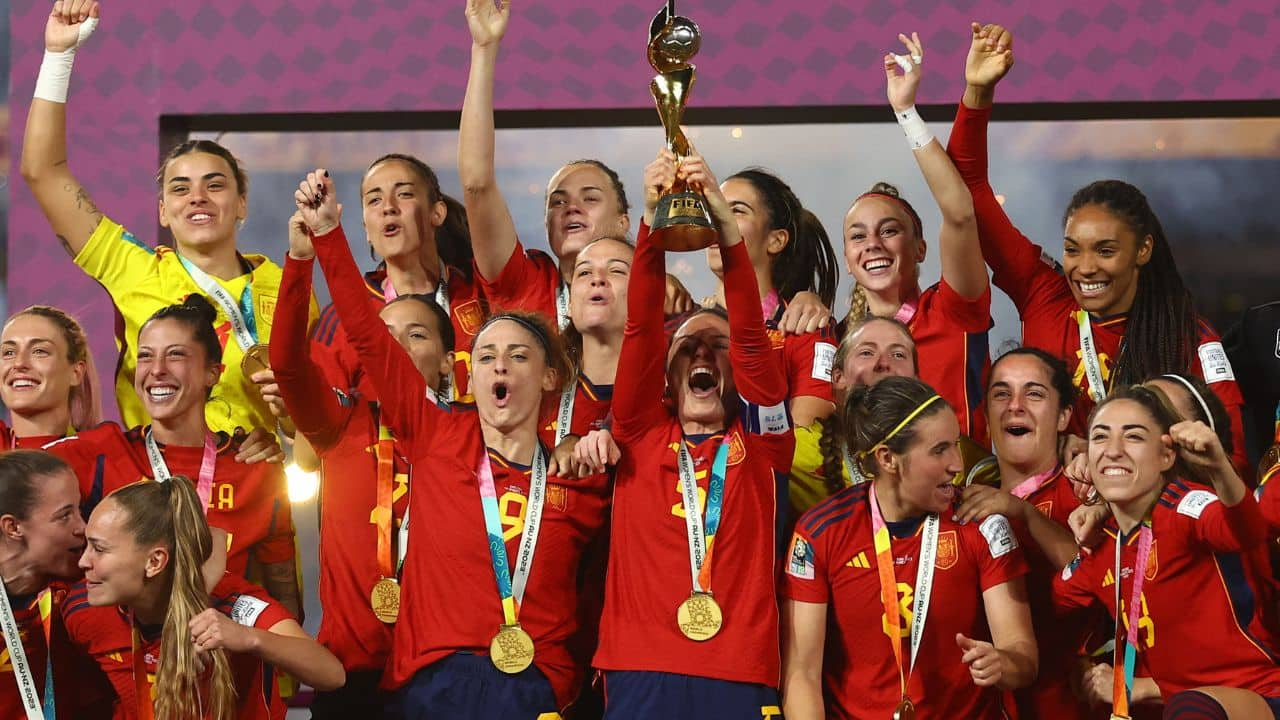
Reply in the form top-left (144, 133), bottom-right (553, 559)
top-left (8, 306), bottom-right (102, 431)
top-left (110, 477), bottom-right (236, 720)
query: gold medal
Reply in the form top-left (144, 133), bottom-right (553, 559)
top-left (369, 577), bottom-right (400, 624)
top-left (893, 697), bottom-right (916, 720)
top-left (240, 343), bottom-right (271, 377)
top-left (1108, 715), bottom-right (1131, 720)
top-left (489, 623), bottom-right (535, 674)
top-left (676, 591), bottom-right (723, 641)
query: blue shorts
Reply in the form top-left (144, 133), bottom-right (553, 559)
top-left (399, 653), bottom-right (560, 720)
top-left (1267, 696), bottom-right (1280, 719)
top-left (601, 670), bottom-right (782, 720)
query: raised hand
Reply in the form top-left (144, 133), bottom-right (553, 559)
top-left (46, 0), bottom-right (98, 53)
top-left (777, 291), bottom-right (831, 334)
top-left (1169, 420), bottom-right (1231, 474)
top-left (287, 210), bottom-right (315, 260)
top-left (675, 153), bottom-right (740, 246)
top-left (642, 149), bottom-right (677, 224)
top-left (465, 0), bottom-right (510, 48)
top-left (965, 22), bottom-right (1014, 89)
top-left (884, 32), bottom-right (924, 113)
top-left (294, 169), bottom-right (342, 237)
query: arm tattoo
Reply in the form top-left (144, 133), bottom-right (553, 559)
top-left (56, 234), bottom-right (74, 256)
top-left (74, 185), bottom-right (101, 218)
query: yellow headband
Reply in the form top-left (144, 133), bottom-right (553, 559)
top-left (859, 395), bottom-right (942, 459)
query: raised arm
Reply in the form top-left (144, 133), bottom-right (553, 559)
top-left (886, 33), bottom-right (985, 301)
top-left (296, 169), bottom-right (438, 447)
top-left (19, 1), bottom-right (104, 256)
top-left (945, 23), bottom-right (1055, 310)
top-left (269, 214), bottom-right (351, 451)
top-left (611, 152), bottom-right (676, 443)
top-left (1173, 421), bottom-right (1268, 551)
top-left (459, 0), bottom-right (519, 282)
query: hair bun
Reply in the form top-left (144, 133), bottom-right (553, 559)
top-left (868, 181), bottom-right (902, 198)
top-left (181, 294), bottom-right (219, 324)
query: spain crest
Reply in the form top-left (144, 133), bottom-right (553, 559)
top-left (726, 431), bottom-right (747, 466)
top-left (456, 299), bottom-right (484, 336)
top-left (935, 530), bottom-right (958, 570)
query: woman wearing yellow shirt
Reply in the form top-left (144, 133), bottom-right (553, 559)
top-left (20, 1), bottom-right (314, 436)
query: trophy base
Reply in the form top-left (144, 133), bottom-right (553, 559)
top-left (651, 190), bottom-right (718, 252)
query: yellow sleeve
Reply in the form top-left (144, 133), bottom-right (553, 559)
top-left (72, 217), bottom-right (158, 294)
top-left (790, 421), bottom-right (837, 519)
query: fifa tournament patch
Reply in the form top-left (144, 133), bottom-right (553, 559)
top-left (1061, 553), bottom-right (1082, 581)
top-left (1177, 489), bottom-right (1218, 519)
top-left (979, 514), bottom-right (1018, 558)
top-left (811, 342), bottom-right (836, 381)
top-left (786, 535), bottom-right (815, 580)
top-left (1196, 341), bottom-right (1235, 383)
top-left (742, 398), bottom-right (790, 436)
top-left (229, 594), bottom-right (269, 627)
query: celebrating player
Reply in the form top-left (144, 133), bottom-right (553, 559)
top-left (1054, 386), bottom-right (1280, 718)
top-left (66, 476), bottom-right (343, 720)
top-left (840, 32), bottom-right (993, 441)
top-left (20, 1), bottom-right (311, 437)
top-left (947, 22), bottom-right (1248, 472)
top-left (300, 168), bottom-right (610, 718)
top-left (592, 148), bottom-right (794, 718)
top-left (782, 376), bottom-right (1036, 719)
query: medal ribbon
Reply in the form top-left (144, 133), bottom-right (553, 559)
top-left (893, 297), bottom-right (918, 326)
top-left (554, 382), bottom-right (578, 446)
top-left (130, 620), bottom-right (156, 720)
top-left (677, 439), bottom-right (730, 593)
top-left (144, 429), bottom-right (217, 513)
top-left (868, 480), bottom-right (939, 703)
top-left (761, 289), bottom-right (781, 323)
top-left (1009, 465), bottom-right (1060, 500)
top-left (374, 424), bottom-right (396, 580)
top-left (842, 446), bottom-right (866, 486)
top-left (477, 446), bottom-right (548, 625)
top-left (176, 254), bottom-right (258, 352)
top-left (1075, 310), bottom-right (1108, 404)
top-left (556, 284), bottom-right (571, 331)
top-left (1111, 520), bottom-right (1153, 719)
top-left (0, 584), bottom-right (54, 720)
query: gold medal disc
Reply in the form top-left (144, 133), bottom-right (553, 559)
top-left (369, 577), bottom-right (401, 623)
top-left (489, 624), bottom-right (536, 674)
top-left (240, 343), bottom-right (271, 377)
top-left (676, 591), bottom-right (723, 641)
top-left (893, 697), bottom-right (916, 720)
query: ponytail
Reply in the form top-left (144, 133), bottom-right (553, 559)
top-left (111, 478), bottom-right (236, 720)
top-left (367, 154), bottom-right (475, 283)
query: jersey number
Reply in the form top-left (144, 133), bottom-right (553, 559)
top-left (1119, 592), bottom-right (1156, 649)
top-left (671, 468), bottom-right (709, 519)
top-left (882, 581), bottom-right (914, 639)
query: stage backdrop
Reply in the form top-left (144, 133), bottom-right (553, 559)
top-left (7, 0), bottom-right (1280, 405)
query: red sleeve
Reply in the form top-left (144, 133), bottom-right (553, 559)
top-left (780, 527), bottom-right (828, 603)
top-left (612, 223), bottom-right (672, 444)
top-left (477, 237), bottom-right (559, 318)
top-left (784, 326), bottom-right (836, 403)
top-left (1190, 322), bottom-right (1250, 479)
top-left (311, 226), bottom-right (442, 455)
top-left (946, 103), bottom-right (1064, 313)
top-left (252, 464), bottom-right (296, 565)
top-left (270, 255), bottom-right (351, 452)
top-left (1051, 548), bottom-right (1102, 614)
top-left (1179, 489), bottom-right (1268, 552)
top-left (214, 574), bottom-right (297, 628)
top-left (932, 277), bottom-right (992, 333)
top-left (723, 240), bottom-right (787, 407)
top-left (970, 515), bottom-right (1029, 591)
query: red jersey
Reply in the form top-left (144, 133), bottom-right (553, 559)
top-left (63, 573), bottom-right (293, 719)
top-left (121, 428), bottom-right (294, 577)
top-left (314, 225), bottom-right (611, 708)
top-left (0, 582), bottom-right (112, 720)
top-left (478, 237), bottom-right (563, 323)
top-left (540, 374), bottom-right (614, 446)
top-left (271, 254), bottom-right (413, 672)
top-left (1256, 460), bottom-right (1280, 532)
top-left (309, 262), bottom-right (487, 404)
top-left (1003, 470), bottom-right (1089, 720)
top-left (947, 103), bottom-right (1248, 473)
top-left (765, 304), bottom-right (837, 407)
top-left (41, 423), bottom-right (149, 517)
top-left (908, 280), bottom-right (992, 444)
top-left (594, 227), bottom-right (794, 687)
top-left (782, 484), bottom-right (1027, 719)
top-left (1053, 479), bottom-right (1280, 698)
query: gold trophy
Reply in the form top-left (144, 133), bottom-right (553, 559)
top-left (648, 0), bottom-right (718, 251)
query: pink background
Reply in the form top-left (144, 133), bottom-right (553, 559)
top-left (8, 0), bottom-right (1280, 384)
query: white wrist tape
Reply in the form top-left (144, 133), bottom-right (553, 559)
top-left (895, 105), bottom-right (934, 151)
top-left (33, 17), bottom-right (98, 104)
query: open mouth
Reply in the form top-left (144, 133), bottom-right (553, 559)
top-left (383, 223), bottom-right (402, 237)
top-left (493, 381), bottom-right (510, 408)
top-left (1100, 465), bottom-right (1130, 478)
top-left (1004, 424), bottom-right (1032, 437)
top-left (687, 366), bottom-right (719, 398)
top-left (8, 378), bottom-right (39, 391)
top-left (862, 258), bottom-right (892, 275)
top-left (188, 212), bottom-right (213, 224)
top-left (1075, 280), bottom-right (1109, 297)
top-left (564, 221), bottom-right (587, 234)
top-left (146, 385), bottom-right (178, 402)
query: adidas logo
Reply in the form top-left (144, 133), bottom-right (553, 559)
top-left (847, 551), bottom-right (870, 569)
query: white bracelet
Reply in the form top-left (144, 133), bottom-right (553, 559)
top-left (34, 49), bottom-right (76, 103)
top-left (32, 17), bottom-right (98, 104)
top-left (895, 105), bottom-right (934, 151)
